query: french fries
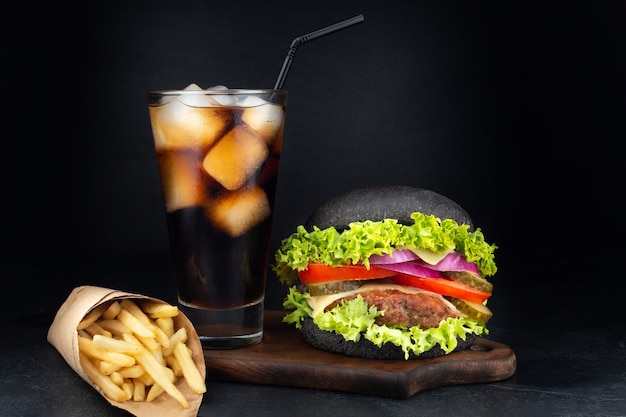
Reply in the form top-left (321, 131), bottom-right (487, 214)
top-left (76, 299), bottom-right (206, 409)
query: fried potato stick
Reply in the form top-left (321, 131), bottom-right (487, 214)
top-left (173, 342), bottom-right (207, 395)
top-left (79, 352), bottom-right (128, 402)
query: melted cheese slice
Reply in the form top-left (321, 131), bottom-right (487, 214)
top-left (307, 282), bottom-right (458, 318)
top-left (410, 247), bottom-right (453, 265)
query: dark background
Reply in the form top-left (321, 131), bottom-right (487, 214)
top-left (2, 1), bottom-right (624, 310)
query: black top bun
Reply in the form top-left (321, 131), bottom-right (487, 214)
top-left (299, 185), bottom-right (477, 360)
top-left (304, 185), bottom-right (474, 232)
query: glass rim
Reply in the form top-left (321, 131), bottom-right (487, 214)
top-left (147, 88), bottom-right (287, 96)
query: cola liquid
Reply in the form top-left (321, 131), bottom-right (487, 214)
top-left (163, 161), bottom-right (279, 309)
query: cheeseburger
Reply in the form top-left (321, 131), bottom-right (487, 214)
top-left (272, 186), bottom-right (498, 360)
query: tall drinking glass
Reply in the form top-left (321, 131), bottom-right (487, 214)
top-left (147, 86), bottom-right (287, 349)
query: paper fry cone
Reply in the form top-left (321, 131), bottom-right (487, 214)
top-left (48, 285), bottom-right (206, 417)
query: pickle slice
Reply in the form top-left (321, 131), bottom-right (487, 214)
top-left (447, 297), bottom-right (493, 323)
top-left (444, 271), bottom-right (493, 293)
top-left (306, 280), bottom-right (365, 296)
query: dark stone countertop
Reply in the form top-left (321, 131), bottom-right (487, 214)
top-left (1, 251), bottom-right (624, 417)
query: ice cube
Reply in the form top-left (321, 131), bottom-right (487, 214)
top-left (178, 93), bottom-right (221, 107)
top-left (157, 151), bottom-right (207, 212)
top-left (183, 83), bottom-right (203, 90)
top-left (172, 84), bottom-right (220, 107)
top-left (198, 84), bottom-right (236, 106)
top-left (211, 95), bottom-right (236, 106)
top-left (240, 96), bottom-right (265, 107)
top-left (240, 97), bottom-right (285, 144)
top-left (160, 83), bottom-right (215, 105)
top-left (149, 100), bottom-right (231, 151)
top-left (207, 185), bottom-right (271, 237)
top-left (202, 125), bottom-right (268, 190)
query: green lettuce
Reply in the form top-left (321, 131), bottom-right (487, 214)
top-left (273, 212), bottom-right (497, 285)
top-left (282, 286), bottom-right (488, 360)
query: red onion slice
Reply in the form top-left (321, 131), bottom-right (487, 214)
top-left (420, 252), bottom-right (479, 274)
top-left (368, 249), bottom-right (478, 275)
top-left (368, 249), bottom-right (420, 264)
top-left (377, 262), bottom-right (443, 278)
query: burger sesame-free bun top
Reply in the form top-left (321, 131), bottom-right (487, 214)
top-left (304, 185), bottom-right (474, 232)
top-left (276, 185), bottom-right (493, 360)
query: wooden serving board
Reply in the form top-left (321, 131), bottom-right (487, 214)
top-left (203, 311), bottom-right (517, 398)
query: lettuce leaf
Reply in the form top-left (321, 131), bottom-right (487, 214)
top-left (282, 285), bottom-right (313, 327)
top-left (273, 212), bottom-right (497, 285)
top-left (282, 286), bottom-right (488, 360)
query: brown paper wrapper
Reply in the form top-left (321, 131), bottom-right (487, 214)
top-left (47, 285), bottom-right (205, 417)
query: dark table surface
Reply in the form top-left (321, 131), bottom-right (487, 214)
top-left (1, 250), bottom-right (624, 417)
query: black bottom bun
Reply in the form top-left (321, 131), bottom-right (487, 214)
top-left (300, 317), bottom-right (476, 360)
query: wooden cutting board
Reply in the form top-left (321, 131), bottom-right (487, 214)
top-left (203, 310), bottom-right (517, 398)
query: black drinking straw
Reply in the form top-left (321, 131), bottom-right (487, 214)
top-left (273, 14), bottom-right (365, 90)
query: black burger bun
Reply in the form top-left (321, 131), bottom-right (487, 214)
top-left (298, 185), bottom-right (478, 360)
top-left (300, 318), bottom-right (476, 360)
top-left (304, 185), bottom-right (473, 232)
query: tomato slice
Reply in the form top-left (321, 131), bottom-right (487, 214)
top-left (298, 263), bottom-right (397, 284)
top-left (390, 273), bottom-right (491, 304)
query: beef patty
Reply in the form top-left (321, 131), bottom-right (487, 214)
top-left (326, 289), bottom-right (460, 329)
